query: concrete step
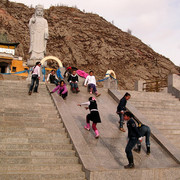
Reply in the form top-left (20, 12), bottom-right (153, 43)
top-left (155, 125), bottom-right (180, 130)
top-left (3, 117), bottom-right (61, 124)
top-left (130, 102), bottom-right (180, 109)
top-left (0, 131), bottom-right (67, 139)
top-left (141, 117), bottom-right (179, 124)
top-left (2, 113), bottom-right (59, 119)
top-left (0, 164), bottom-right (82, 172)
top-left (119, 90), bottom-right (174, 97)
top-left (159, 129), bottom-right (180, 135)
top-left (0, 150), bottom-right (76, 158)
top-left (141, 111), bottom-right (180, 116)
top-left (141, 115), bottom-right (178, 121)
top-left (3, 108), bottom-right (58, 114)
top-left (0, 172), bottom-right (86, 180)
top-left (0, 156), bottom-right (79, 165)
top-left (138, 109), bottom-right (180, 115)
top-left (0, 121), bottom-right (64, 129)
top-left (0, 137), bottom-right (70, 144)
top-left (0, 144), bottom-right (73, 151)
top-left (0, 127), bottom-right (64, 133)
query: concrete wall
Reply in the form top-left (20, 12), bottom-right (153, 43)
top-left (134, 80), bottom-right (146, 91)
top-left (168, 74), bottom-right (180, 99)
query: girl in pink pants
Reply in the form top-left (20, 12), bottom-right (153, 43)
top-left (78, 97), bottom-right (101, 138)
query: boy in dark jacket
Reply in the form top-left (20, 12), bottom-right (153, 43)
top-left (116, 92), bottom-right (131, 132)
top-left (46, 70), bottom-right (59, 86)
top-left (68, 70), bottom-right (80, 93)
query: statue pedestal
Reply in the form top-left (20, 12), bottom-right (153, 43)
top-left (27, 59), bottom-right (47, 67)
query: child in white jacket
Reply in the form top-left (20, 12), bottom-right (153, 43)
top-left (84, 71), bottom-right (100, 97)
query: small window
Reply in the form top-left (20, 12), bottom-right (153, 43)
top-left (12, 67), bottom-right (16, 72)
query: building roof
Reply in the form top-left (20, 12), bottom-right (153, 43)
top-left (0, 42), bottom-right (20, 47)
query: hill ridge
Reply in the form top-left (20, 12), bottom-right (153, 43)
top-left (0, 0), bottom-right (178, 89)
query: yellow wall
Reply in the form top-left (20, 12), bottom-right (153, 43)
top-left (11, 60), bottom-right (28, 77)
top-left (0, 45), bottom-right (15, 49)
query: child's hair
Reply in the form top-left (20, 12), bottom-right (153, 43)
top-left (89, 97), bottom-right (96, 101)
top-left (36, 61), bottom-right (41, 66)
top-left (124, 111), bottom-right (134, 118)
top-left (124, 92), bottom-right (131, 97)
top-left (60, 80), bottom-right (65, 85)
top-left (89, 70), bottom-right (94, 74)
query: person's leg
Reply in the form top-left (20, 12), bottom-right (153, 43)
top-left (119, 113), bottom-right (125, 132)
top-left (61, 92), bottom-right (68, 99)
top-left (76, 85), bottom-right (80, 93)
top-left (84, 114), bottom-right (91, 130)
top-left (91, 84), bottom-right (100, 97)
top-left (54, 79), bottom-right (59, 86)
top-left (133, 140), bottom-right (141, 153)
top-left (34, 77), bottom-right (39, 92)
top-left (124, 138), bottom-right (137, 168)
top-left (91, 84), bottom-right (97, 93)
top-left (73, 83), bottom-right (78, 89)
top-left (88, 84), bottom-right (93, 94)
top-left (29, 76), bottom-right (35, 94)
top-left (145, 127), bottom-right (151, 154)
top-left (92, 123), bottom-right (99, 138)
top-left (70, 82), bottom-right (76, 93)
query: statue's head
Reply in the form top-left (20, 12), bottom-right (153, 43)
top-left (35, 4), bottom-right (44, 17)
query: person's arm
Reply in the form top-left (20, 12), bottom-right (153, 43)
top-left (37, 66), bottom-right (40, 78)
top-left (55, 74), bottom-right (58, 80)
top-left (63, 69), bottom-right (68, 78)
top-left (61, 85), bottom-right (68, 94)
top-left (51, 85), bottom-right (59, 93)
top-left (94, 76), bottom-right (97, 86)
top-left (67, 75), bottom-right (71, 83)
top-left (117, 98), bottom-right (124, 112)
top-left (84, 76), bottom-right (89, 86)
top-left (77, 101), bottom-right (90, 106)
top-left (46, 74), bottom-right (50, 82)
top-left (75, 75), bottom-right (78, 83)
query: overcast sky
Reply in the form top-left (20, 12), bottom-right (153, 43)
top-left (11, 0), bottom-right (180, 66)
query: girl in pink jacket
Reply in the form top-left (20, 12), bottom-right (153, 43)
top-left (50, 80), bottom-right (68, 99)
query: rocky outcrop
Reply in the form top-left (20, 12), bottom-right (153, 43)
top-left (0, 1), bottom-right (178, 89)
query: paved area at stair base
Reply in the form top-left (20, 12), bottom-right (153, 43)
top-left (48, 84), bottom-right (180, 180)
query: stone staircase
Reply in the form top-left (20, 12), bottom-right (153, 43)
top-left (0, 80), bottom-right (86, 180)
top-left (119, 90), bottom-right (180, 150)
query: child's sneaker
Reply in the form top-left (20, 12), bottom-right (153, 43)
top-left (95, 134), bottom-right (99, 138)
top-left (72, 88), bottom-right (76, 93)
top-left (84, 126), bottom-right (90, 131)
top-left (95, 130), bottom-right (99, 138)
top-left (76, 88), bottom-right (80, 93)
top-left (96, 93), bottom-right (101, 97)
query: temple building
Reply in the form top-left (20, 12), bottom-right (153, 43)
top-left (0, 41), bottom-right (28, 76)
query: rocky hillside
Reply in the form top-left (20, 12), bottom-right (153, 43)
top-left (0, 0), bottom-right (178, 89)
